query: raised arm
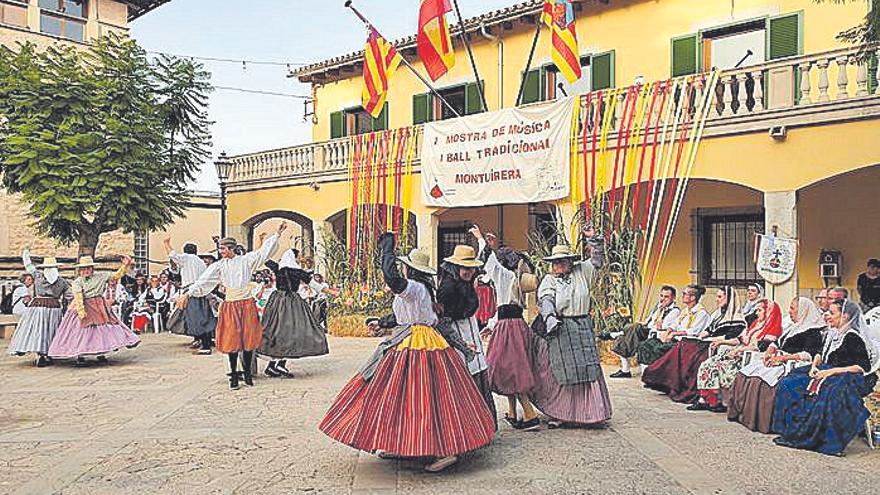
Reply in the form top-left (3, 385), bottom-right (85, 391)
top-left (184, 262), bottom-right (223, 299)
top-left (22, 247), bottom-right (36, 275)
top-left (162, 237), bottom-right (173, 256)
top-left (246, 223), bottom-right (285, 272)
top-left (111, 256), bottom-right (133, 282)
top-left (378, 233), bottom-right (407, 294)
top-left (580, 225), bottom-right (604, 270)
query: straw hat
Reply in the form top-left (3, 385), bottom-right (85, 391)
top-left (543, 245), bottom-right (580, 262)
top-left (398, 248), bottom-right (436, 275)
top-left (36, 257), bottom-right (63, 269)
top-left (443, 245), bottom-right (483, 268)
top-left (73, 256), bottom-right (96, 268)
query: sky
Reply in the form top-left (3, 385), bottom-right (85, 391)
top-left (131, 0), bottom-right (517, 192)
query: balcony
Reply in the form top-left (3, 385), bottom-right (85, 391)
top-left (227, 44), bottom-right (880, 192)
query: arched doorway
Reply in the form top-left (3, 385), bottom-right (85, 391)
top-left (242, 210), bottom-right (315, 261)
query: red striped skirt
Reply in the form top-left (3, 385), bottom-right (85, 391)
top-left (319, 325), bottom-right (495, 457)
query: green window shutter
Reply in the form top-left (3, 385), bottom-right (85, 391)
top-left (413, 93), bottom-right (432, 125)
top-left (591, 51), bottom-right (614, 90)
top-left (465, 81), bottom-right (485, 115)
top-left (671, 35), bottom-right (698, 77)
top-left (372, 103), bottom-right (388, 131)
top-left (521, 69), bottom-right (542, 104)
top-left (768, 13), bottom-right (801, 60)
top-left (330, 111), bottom-right (345, 139)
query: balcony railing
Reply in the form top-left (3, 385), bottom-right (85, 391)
top-left (228, 44), bottom-right (880, 190)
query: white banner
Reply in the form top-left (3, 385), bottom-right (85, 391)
top-left (421, 97), bottom-right (575, 207)
top-left (755, 234), bottom-right (798, 284)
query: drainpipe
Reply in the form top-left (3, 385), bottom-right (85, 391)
top-left (480, 23), bottom-right (503, 110)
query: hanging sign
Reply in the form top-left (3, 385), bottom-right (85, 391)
top-left (420, 97), bottom-right (575, 207)
top-left (754, 234), bottom-right (798, 284)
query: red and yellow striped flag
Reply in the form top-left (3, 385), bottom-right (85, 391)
top-left (542, 0), bottom-right (581, 84)
top-left (362, 27), bottom-right (402, 118)
top-left (417, 0), bottom-right (455, 81)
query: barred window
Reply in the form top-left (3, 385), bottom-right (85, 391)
top-left (701, 214), bottom-right (763, 287)
top-left (133, 231), bottom-right (149, 275)
top-left (438, 226), bottom-right (471, 267)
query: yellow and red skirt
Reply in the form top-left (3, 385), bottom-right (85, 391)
top-left (215, 299), bottom-right (262, 353)
top-left (319, 325), bottom-right (495, 457)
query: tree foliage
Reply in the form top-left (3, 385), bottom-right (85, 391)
top-left (816, 0), bottom-right (879, 47)
top-left (0, 34), bottom-right (212, 256)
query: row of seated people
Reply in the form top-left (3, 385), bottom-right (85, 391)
top-left (605, 284), bottom-right (879, 457)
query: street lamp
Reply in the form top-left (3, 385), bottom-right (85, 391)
top-left (214, 151), bottom-right (233, 238)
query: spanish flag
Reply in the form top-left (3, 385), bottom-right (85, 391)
top-left (543, 0), bottom-right (581, 84)
top-left (362, 27), bottom-right (402, 119)
top-left (417, 0), bottom-right (455, 81)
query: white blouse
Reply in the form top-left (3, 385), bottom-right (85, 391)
top-left (538, 260), bottom-right (597, 318)
top-left (477, 238), bottom-right (520, 307)
top-left (187, 234), bottom-right (280, 300)
top-left (169, 251), bottom-right (208, 287)
top-left (392, 281), bottom-right (438, 327)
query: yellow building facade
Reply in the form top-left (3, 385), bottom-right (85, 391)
top-left (225, 0), bottom-right (880, 310)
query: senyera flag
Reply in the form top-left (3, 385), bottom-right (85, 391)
top-left (542, 0), bottom-right (581, 84)
top-left (362, 27), bottom-right (402, 118)
top-left (417, 0), bottom-right (455, 81)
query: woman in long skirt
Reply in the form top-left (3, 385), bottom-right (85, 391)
top-left (471, 225), bottom-right (541, 431)
top-left (727, 296), bottom-right (825, 433)
top-left (690, 299), bottom-right (783, 412)
top-left (772, 300), bottom-right (878, 456)
top-left (8, 249), bottom-right (72, 367)
top-left (48, 255), bottom-right (141, 365)
top-left (259, 260), bottom-right (328, 378)
top-left (642, 286), bottom-right (745, 403)
top-left (319, 233), bottom-right (494, 473)
top-left (437, 245), bottom-right (497, 429)
top-left (530, 227), bottom-right (612, 428)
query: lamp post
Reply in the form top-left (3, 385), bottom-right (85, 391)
top-left (214, 152), bottom-right (232, 238)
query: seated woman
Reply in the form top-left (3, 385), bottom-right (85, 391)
top-left (772, 299), bottom-right (878, 456)
top-left (741, 283), bottom-right (764, 327)
top-left (642, 287), bottom-right (746, 403)
top-left (689, 299), bottom-right (783, 412)
top-left (727, 297), bottom-right (825, 433)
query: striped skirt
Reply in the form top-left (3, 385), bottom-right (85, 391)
top-left (8, 298), bottom-right (63, 356)
top-left (319, 325), bottom-right (495, 457)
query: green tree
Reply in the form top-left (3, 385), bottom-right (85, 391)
top-left (816, 0), bottom-right (879, 46)
top-left (0, 34), bottom-right (212, 256)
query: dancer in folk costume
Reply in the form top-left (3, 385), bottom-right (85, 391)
top-left (163, 237), bottom-right (218, 354)
top-left (437, 245), bottom-right (498, 429)
top-left (177, 223), bottom-right (285, 390)
top-left (319, 233), bottom-right (494, 473)
top-left (531, 225), bottom-right (613, 427)
top-left (48, 255), bottom-right (141, 365)
top-left (8, 248), bottom-right (72, 367)
top-left (259, 255), bottom-right (329, 378)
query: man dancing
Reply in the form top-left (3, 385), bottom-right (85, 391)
top-left (164, 237), bottom-right (217, 354)
top-left (178, 222), bottom-right (285, 389)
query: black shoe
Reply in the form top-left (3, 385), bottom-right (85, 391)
top-left (242, 367), bottom-right (254, 387)
top-left (773, 437), bottom-right (797, 449)
top-left (519, 417), bottom-right (541, 431)
top-left (686, 401), bottom-right (710, 411)
top-left (275, 364), bottom-right (294, 378)
top-left (265, 363), bottom-right (281, 378)
top-left (36, 356), bottom-right (49, 368)
top-left (45, 357), bottom-right (54, 366)
top-left (708, 405), bottom-right (728, 414)
top-left (598, 333), bottom-right (616, 341)
top-left (75, 357), bottom-right (88, 367)
top-left (609, 370), bottom-right (632, 379)
top-left (228, 372), bottom-right (240, 390)
top-left (503, 415), bottom-right (521, 429)
top-left (96, 355), bottom-right (108, 364)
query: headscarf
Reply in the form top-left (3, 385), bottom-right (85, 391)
top-left (710, 286), bottom-right (745, 328)
top-left (742, 299), bottom-right (783, 345)
top-left (45, 267), bottom-right (59, 285)
top-left (821, 299), bottom-right (864, 362)
top-left (741, 283), bottom-right (764, 316)
top-left (778, 297), bottom-right (825, 345)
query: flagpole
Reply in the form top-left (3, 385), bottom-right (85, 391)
top-left (450, 0), bottom-right (489, 112)
top-left (515, 19), bottom-right (542, 106)
top-left (345, 1), bottom-right (461, 118)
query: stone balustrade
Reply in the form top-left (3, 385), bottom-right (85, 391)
top-left (228, 44), bottom-right (880, 189)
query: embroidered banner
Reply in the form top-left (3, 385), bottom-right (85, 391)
top-left (420, 97), bottom-right (575, 207)
top-left (755, 234), bottom-right (798, 284)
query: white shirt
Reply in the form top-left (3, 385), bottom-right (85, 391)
top-left (12, 285), bottom-right (30, 315)
top-left (478, 238), bottom-right (520, 307)
top-left (187, 234), bottom-right (280, 299)
top-left (279, 249), bottom-right (301, 269)
top-left (169, 251), bottom-right (208, 287)
top-left (538, 260), bottom-right (597, 318)
top-left (298, 279), bottom-right (326, 300)
top-left (674, 304), bottom-right (712, 337)
top-left (392, 281), bottom-right (438, 327)
top-left (645, 304), bottom-right (682, 337)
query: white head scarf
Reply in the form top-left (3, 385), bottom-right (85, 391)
top-left (45, 267), bottom-right (59, 285)
top-left (779, 296), bottom-right (825, 344)
top-left (741, 283), bottom-right (764, 316)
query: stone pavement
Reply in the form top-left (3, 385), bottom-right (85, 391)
top-left (0, 334), bottom-right (876, 495)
